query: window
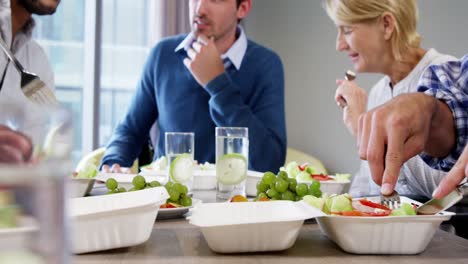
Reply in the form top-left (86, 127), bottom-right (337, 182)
top-left (99, 0), bottom-right (154, 146)
top-left (33, 1), bottom-right (85, 162)
top-left (33, 0), bottom-right (159, 163)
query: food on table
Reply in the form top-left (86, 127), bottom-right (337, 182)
top-left (140, 156), bottom-right (168, 171)
top-left (198, 161), bottom-right (215, 170)
top-left (229, 195), bottom-right (249, 202)
top-left (73, 158), bottom-right (98, 179)
top-left (254, 170), bottom-right (322, 202)
top-left (280, 161), bottom-right (351, 183)
top-left (303, 193), bottom-right (417, 217)
top-left (0, 189), bottom-right (18, 228)
top-left (141, 156), bottom-right (216, 171)
top-left (104, 175), bottom-right (192, 208)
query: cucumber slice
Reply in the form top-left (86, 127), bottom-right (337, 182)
top-left (216, 153), bottom-right (247, 185)
top-left (169, 154), bottom-right (193, 183)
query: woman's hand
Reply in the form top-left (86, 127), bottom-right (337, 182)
top-left (335, 79), bottom-right (368, 136)
top-left (0, 125), bottom-right (33, 164)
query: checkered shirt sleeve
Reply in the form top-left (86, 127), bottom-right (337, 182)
top-left (417, 54), bottom-right (468, 171)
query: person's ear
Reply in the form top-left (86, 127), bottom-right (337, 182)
top-left (381, 12), bottom-right (395, 41)
top-left (237, 0), bottom-right (252, 20)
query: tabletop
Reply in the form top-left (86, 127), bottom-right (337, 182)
top-left (74, 190), bottom-right (468, 264)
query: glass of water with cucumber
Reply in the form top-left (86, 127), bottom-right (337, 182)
top-left (215, 127), bottom-right (249, 201)
top-left (165, 132), bottom-right (195, 192)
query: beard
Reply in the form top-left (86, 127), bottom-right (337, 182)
top-left (18, 0), bottom-right (61, 15)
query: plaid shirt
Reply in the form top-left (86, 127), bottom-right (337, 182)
top-left (417, 54), bottom-right (468, 171)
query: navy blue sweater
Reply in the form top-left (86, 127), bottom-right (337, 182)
top-left (101, 34), bottom-right (286, 172)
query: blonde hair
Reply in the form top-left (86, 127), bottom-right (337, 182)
top-left (324, 0), bottom-right (421, 61)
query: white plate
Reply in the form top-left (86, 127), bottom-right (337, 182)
top-left (157, 198), bottom-right (202, 220)
top-left (0, 216), bottom-right (38, 251)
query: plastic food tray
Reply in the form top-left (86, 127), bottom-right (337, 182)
top-left (188, 200), bottom-right (323, 253)
top-left (0, 216), bottom-right (37, 251)
top-left (299, 179), bottom-right (350, 196)
top-left (69, 187), bottom-right (168, 254)
top-left (316, 196), bottom-right (455, 254)
top-left (68, 178), bottom-right (95, 198)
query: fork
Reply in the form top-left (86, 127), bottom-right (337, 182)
top-left (337, 70), bottom-right (357, 108)
top-left (0, 37), bottom-right (58, 106)
top-left (380, 190), bottom-right (401, 209)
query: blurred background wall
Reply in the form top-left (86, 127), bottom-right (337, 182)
top-left (245, 0), bottom-right (468, 174)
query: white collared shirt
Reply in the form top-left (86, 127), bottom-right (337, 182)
top-left (0, 0), bottom-right (55, 144)
top-left (175, 26), bottom-right (247, 70)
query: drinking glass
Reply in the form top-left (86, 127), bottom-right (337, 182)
top-left (0, 103), bottom-right (73, 264)
top-left (215, 127), bottom-right (249, 201)
top-left (165, 132), bottom-right (195, 192)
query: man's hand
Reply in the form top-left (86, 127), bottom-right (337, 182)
top-left (101, 163), bottom-right (132, 174)
top-left (433, 144), bottom-right (468, 199)
top-left (183, 35), bottom-right (225, 87)
top-left (356, 93), bottom-right (440, 195)
top-left (0, 125), bottom-right (33, 164)
top-left (335, 79), bottom-right (368, 136)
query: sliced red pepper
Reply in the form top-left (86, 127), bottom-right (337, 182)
top-left (298, 163), bottom-right (309, 171)
top-left (310, 174), bottom-right (331, 181)
top-left (359, 199), bottom-right (391, 210)
top-left (332, 210), bottom-right (391, 217)
top-left (366, 210), bottom-right (391, 216)
top-left (160, 203), bottom-right (177, 209)
top-left (332, 210), bottom-right (366, 216)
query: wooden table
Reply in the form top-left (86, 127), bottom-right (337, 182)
top-left (74, 190), bottom-right (468, 264)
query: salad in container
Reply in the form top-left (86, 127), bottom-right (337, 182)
top-left (303, 193), bottom-right (455, 254)
top-left (280, 161), bottom-right (351, 195)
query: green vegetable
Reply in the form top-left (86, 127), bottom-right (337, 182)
top-left (297, 171), bottom-right (312, 182)
top-left (334, 173), bottom-right (351, 182)
top-left (390, 203), bottom-right (416, 216)
top-left (76, 159), bottom-right (98, 179)
top-left (281, 161), bottom-right (300, 178)
top-left (329, 194), bottom-right (353, 213)
top-left (303, 195), bottom-right (324, 210)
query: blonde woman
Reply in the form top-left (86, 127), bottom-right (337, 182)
top-left (324, 0), bottom-right (456, 198)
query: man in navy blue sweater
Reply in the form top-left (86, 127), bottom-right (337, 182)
top-left (101, 0), bottom-right (286, 173)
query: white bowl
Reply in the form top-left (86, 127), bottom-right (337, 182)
top-left (299, 179), bottom-right (350, 196)
top-left (69, 187), bottom-right (169, 254)
top-left (316, 196), bottom-right (455, 254)
top-left (189, 201), bottom-right (323, 253)
top-left (68, 178), bottom-right (95, 198)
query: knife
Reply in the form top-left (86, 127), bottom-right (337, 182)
top-left (416, 183), bottom-right (468, 215)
